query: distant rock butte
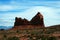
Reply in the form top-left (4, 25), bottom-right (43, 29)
top-left (13, 12), bottom-right (45, 29)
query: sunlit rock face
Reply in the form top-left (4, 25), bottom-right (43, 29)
top-left (14, 12), bottom-right (45, 29)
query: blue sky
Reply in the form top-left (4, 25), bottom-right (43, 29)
top-left (0, 0), bottom-right (60, 27)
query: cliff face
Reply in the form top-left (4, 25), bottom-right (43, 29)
top-left (14, 12), bottom-right (45, 29)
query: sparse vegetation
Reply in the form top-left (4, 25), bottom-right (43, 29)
top-left (16, 30), bottom-right (20, 33)
top-left (3, 34), bottom-right (7, 38)
top-left (47, 37), bottom-right (57, 40)
top-left (7, 36), bottom-right (19, 40)
top-left (0, 27), bottom-right (60, 40)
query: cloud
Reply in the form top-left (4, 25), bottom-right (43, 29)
top-left (0, 5), bottom-right (31, 12)
top-left (0, 0), bottom-right (60, 11)
top-left (0, 5), bottom-right (14, 11)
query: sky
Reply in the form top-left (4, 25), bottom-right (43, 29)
top-left (0, 0), bottom-right (60, 27)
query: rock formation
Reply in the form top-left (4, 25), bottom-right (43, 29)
top-left (14, 17), bottom-right (30, 26)
top-left (30, 12), bottom-right (44, 26)
top-left (14, 12), bottom-right (45, 29)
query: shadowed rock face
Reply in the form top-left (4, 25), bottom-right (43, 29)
top-left (30, 12), bottom-right (44, 26)
top-left (14, 12), bottom-right (44, 27)
top-left (14, 17), bottom-right (30, 26)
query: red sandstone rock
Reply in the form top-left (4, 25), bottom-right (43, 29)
top-left (23, 18), bottom-right (30, 25)
top-left (14, 17), bottom-right (23, 26)
top-left (14, 17), bottom-right (30, 26)
top-left (30, 12), bottom-right (44, 26)
top-left (13, 12), bottom-right (45, 29)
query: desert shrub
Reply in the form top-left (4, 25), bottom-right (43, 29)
top-left (35, 36), bottom-right (41, 40)
top-left (41, 37), bottom-right (46, 40)
top-left (47, 36), bottom-right (56, 40)
top-left (3, 34), bottom-right (7, 38)
top-left (26, 30), bottom-right (30, 34)
top-left (29, 36), bottom-right (33, 40)
top-left (7, 36), bottom-right (19, 40)
top-left (16, 30), bottom-right (19, 33)
top-left (2, 34), bottom-right (7, 40)
top-left (25, 30), bottom-right (30, 34)
top-left (31, 33), bottom-right (34, 36)
top-left (27, 35), bottom-right (33, 40)
top-left (41, 35), bottom-right (48, 40)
